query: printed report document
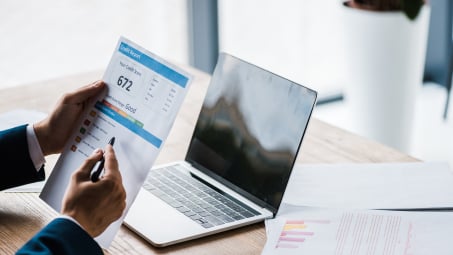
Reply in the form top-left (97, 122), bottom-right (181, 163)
top-left (262, 204), bottom-right (453, 255)
top-left (40, 37), bottom-right (192, 247)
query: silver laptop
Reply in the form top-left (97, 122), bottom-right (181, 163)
top-left (124, 53), bottom-right (317, 247)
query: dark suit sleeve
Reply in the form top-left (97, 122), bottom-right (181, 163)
top-left (16, 218), bottom-right (103, 255)
top-left (0, 125), bottom-right (45, 191)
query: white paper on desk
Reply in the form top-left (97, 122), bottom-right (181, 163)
top-left (40, 37), bottom-right (192, 247)
top-left (283, 162), bottom-right (453, 210)
top-left (262, 203), bottom-right (453, 255)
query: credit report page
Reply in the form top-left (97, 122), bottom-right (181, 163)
top-left (40, 37), bottom-right (192, 247)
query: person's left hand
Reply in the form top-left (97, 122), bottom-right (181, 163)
top-left (34, 81), bottom-right (105, 156)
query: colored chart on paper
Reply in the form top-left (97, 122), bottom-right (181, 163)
top-left (95, 100), bottom-right (162, 148)
top-left (276, 219), bottom-right (331, 249)
top-left (101, 100), bottom-right (144, 127)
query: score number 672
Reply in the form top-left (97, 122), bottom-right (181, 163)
top-left (117, 75), bottom-right (133, 92)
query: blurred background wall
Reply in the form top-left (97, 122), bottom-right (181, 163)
top-left (0, 0), bottom-right (451, 165)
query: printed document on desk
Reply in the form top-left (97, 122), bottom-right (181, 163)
top-left (40, 37), bottom-right (192, 247)
top-left (283, 162), bottom-right (453, 209)
top-left (262, 203), bottom-right (453, 255)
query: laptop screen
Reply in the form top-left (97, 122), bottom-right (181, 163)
top-left (186, 53), bottom-right (317, 213)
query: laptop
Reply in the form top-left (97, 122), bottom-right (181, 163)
top-left (124, 53), bottom-right (317, 247)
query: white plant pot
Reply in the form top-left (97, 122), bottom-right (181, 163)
top-left (342, 5), bottom-right (430, 152)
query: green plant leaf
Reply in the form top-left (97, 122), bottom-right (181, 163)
top-left (401, 0), bottom-right (423, 20)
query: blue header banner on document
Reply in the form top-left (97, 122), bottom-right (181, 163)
top-left (119, 42), bottom-right (189, 88)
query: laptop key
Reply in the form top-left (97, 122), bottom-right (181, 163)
top-left (186, 204), bottom-right (199, 211)
top-left (199, 203), bottom-right (212, 209)
top-left (210, 210), bottom-right (223, 216)
top-left (218, 215), bottom-right (234, 223)
top-left (182, 192), bottom-right (193, 198)
top-left (201, 223), bottom-right (214, 228)
top-left (175, 197), bottom-right (186, 202)
top-left (204, 216), bottom-right (223, 224)
top-left (203, 197), bottom-right (216, 203)
top-left (231, 214), bottom-right (245, 220)
top-left (169, 201), bottom-right (183, 208)
top-left (206, 219), bottom-right (224, 226)
top-left (240, 211), bottom-right (254, 218)
top-left (199, 211), bottom-right (211, 217)
top-left (214, 204), bottom-right (228, 210)
top-left (193, 207), bottom-right (205, 214)
top-left (205, 206), bottom-right (218, 213)
top-left (190, 215), bottom-right (202, 220)
top-left (183, 210), bottom-right (196, 216)
top-left (177, 207), bottom-right (191, 213)
top-left (222, 208), bottom-right (234, 214)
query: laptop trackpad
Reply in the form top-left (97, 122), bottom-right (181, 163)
top-left (124, 188), bottom-right (205, 246)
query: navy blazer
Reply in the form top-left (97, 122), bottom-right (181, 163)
top-left (16, 218), bottom-right (103, 255)
top-left (0, 125), bottom-right (45, 190)
top-left (0, 125), bottom-right (103, 254)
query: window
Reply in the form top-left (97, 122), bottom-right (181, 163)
top-left (0, 0), bottom-right (189, 89)
top-left (218, 0), bottom-right (347, 100)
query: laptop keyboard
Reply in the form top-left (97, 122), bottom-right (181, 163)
top-left (143, 166), bottom-right (260, 228)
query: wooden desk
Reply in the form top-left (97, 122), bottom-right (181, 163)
top-left (0, 68), bottom-right (417, 254)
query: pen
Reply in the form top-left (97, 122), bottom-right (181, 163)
top-left (90, 137), bottom-right (115, 182)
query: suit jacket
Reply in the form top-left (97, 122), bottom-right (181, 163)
top-left (0, 125), bottom-right (103, 254)
top-left (0, 125), bottom-right (45, 191)
top-left (16, 218), bottom-right (103, 255)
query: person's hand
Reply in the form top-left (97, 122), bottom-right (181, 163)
top-left (34, 81), bottom-right (105, 156)
top-left (61, 145), bottom-right (126, 237)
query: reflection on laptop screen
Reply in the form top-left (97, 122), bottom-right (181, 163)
top-left (186, 53), bottom-right (317, 213)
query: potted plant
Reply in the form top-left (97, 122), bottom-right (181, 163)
top-left (341, 0), bottom-right (430, 152)
top-left (345, 0), bottom-right (424, 20)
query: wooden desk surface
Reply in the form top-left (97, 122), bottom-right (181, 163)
top-left (0, 68), bottom-right (417, 254)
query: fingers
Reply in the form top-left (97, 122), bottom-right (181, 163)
top-left (102, 145), bottom-right (121, 181)
top-left (74, 149), bottom-right (104, 179)
top-left (100, 145), bottom-right (126, 204)
top-left (63, 80), bottom-right (106, 104)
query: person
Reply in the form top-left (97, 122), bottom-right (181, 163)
top-left (0, 81), bottom-right (126, 254)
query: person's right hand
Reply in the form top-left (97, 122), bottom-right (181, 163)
top-left (61, 145), bottom-right (126, 237)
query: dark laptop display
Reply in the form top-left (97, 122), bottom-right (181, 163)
top-left (186, 53), bottom-right (317, 214)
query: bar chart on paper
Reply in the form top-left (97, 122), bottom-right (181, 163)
top-left (263, 211), bottom-right (414, 255)
top-left (276, 219), bottom-right (330, 249)
top-left (264, 205), bottom-right (453, 255)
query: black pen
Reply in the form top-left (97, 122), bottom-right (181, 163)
top-left (90, 137), bottom-right (115, 182)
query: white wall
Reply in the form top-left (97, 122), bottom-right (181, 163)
top-left (218, 0), bottom-right (348, 98)
top-left (0, 0), bottom-right (189, 89)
